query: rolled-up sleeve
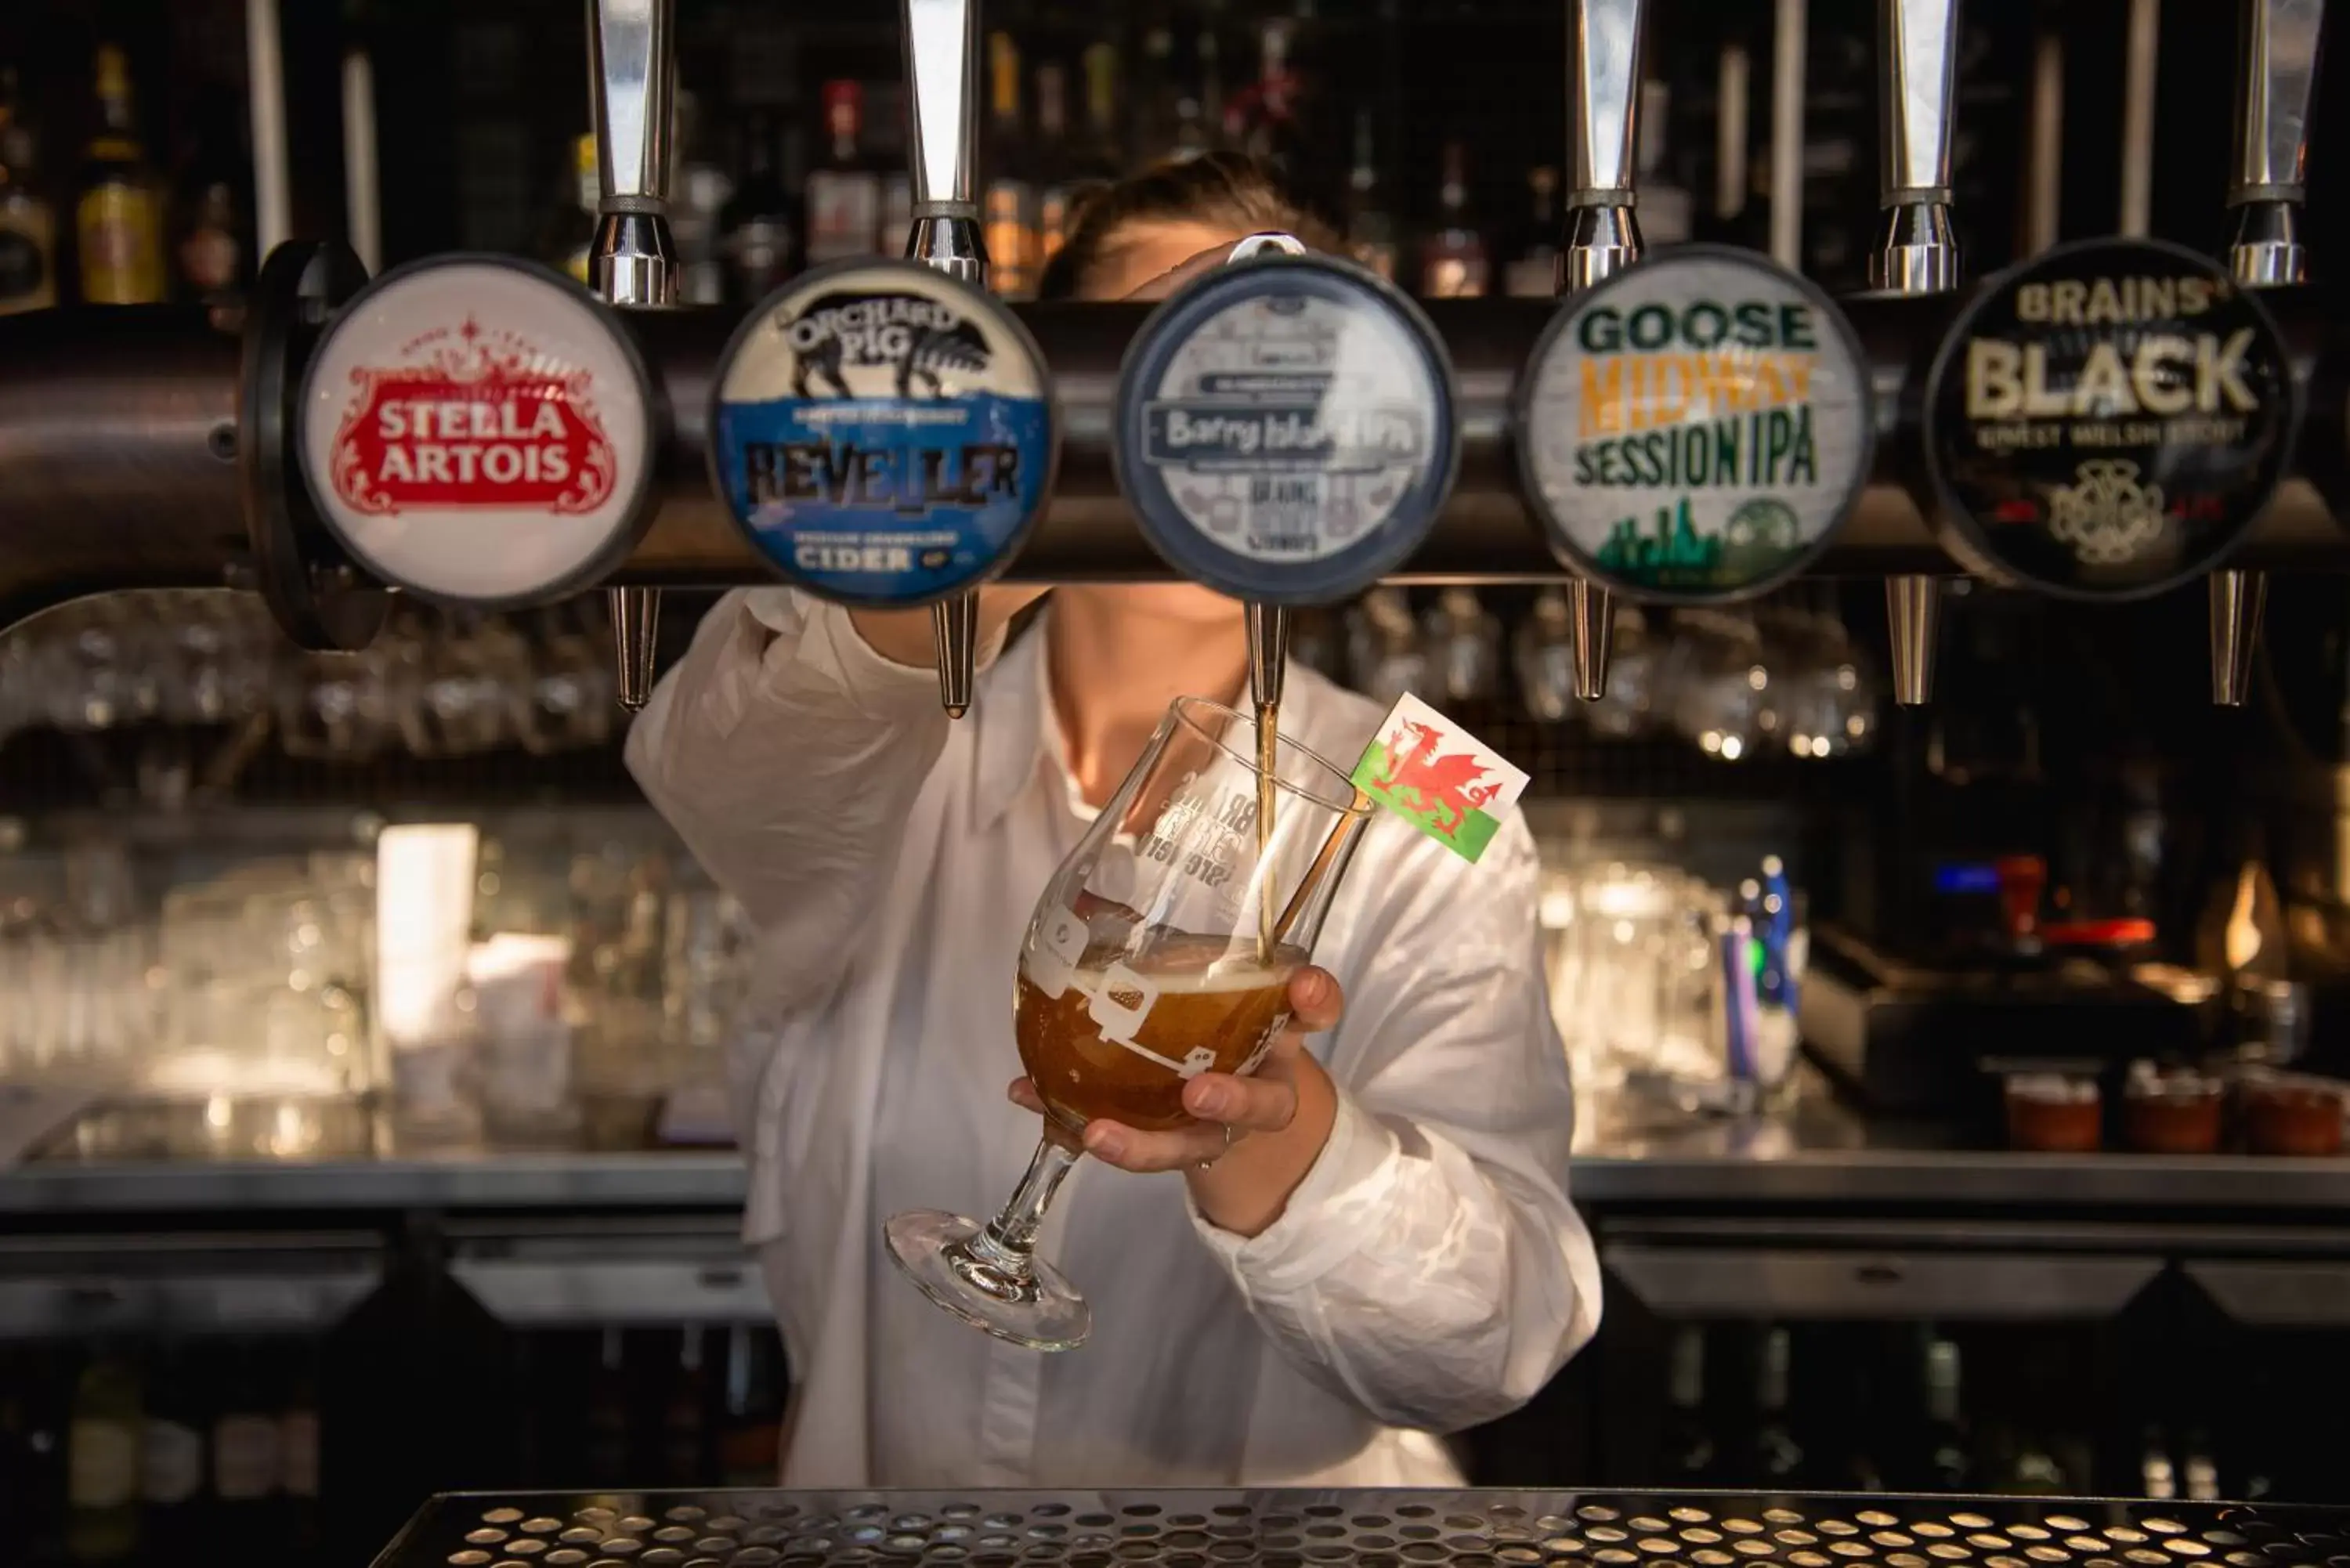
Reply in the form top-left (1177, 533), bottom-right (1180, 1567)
top-left (1186, 813), bottom-right (1600, 1433)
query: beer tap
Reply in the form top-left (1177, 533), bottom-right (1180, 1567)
top-left (2214, 0), bottom-right (2323, 706)
top-left (1871, 0), bottom-right (1962, 706)
top-left (904, 0), bottom-right (986, 717)
top-left (1560, 0), bottom-right (1651, 702)
top-left (588, 0), bottom-right (678, 711)
top-left (1226, 229), bottom-right (1314, 742)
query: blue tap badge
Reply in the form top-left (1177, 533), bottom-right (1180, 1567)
top-left (708, 259), bottom-right (1059, 607)
top-left (1113, 255), bottom-right (1459, 605)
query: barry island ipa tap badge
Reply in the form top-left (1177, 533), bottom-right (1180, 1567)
top-left (1922, 237), bottom-right (2295, 599)
top-left (1517, 246), bottom-right (1875, 602)
top-left (298, 257), bottom-right (657, 608)
top-left (1112, 252), bottom-right (1459, 605)
top-left (708, 259), bottom-right (1058, 607)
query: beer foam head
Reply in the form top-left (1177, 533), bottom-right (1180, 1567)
top-left (1076, 948), bottom-right (1304, 995)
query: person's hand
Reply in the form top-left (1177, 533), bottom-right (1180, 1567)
top-left (1007, 966), bottom-right (1346, 1238)
top-left (848, 583), bottom-right (1049, 672)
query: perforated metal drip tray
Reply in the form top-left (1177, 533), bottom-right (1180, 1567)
top-left (381, 1491), bottom-right (2350, 1568)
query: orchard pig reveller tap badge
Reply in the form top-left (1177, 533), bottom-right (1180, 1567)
top-left (1920, 237), bottom-right (2296, 599)
top-left (708, 258), bottom-right (1059, 608)
top-left (298, 256), bottom-right (658, 609)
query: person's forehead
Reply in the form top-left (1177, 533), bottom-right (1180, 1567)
top-left (1084, 219), bottom-right (1253, 301)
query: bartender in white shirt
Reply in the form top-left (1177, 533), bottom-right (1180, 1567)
top-left (627, 150), bottom-right (1601, 1489)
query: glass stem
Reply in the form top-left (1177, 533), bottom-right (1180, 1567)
top-left (967, 1135), bottom-right (1080, 1281)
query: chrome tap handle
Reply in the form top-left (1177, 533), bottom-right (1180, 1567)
top-left (588, 0), bottom-right (677, 710)
top-left (904, 0), bottom-right (986, 710)
top-left (2229, 0), bottom-right (2324, 285)
top-left (1560, 0), bottom-right (1650, 699)
top-left (588, 0), bottom-right (678, 307)
top-left (1871, 0), bottom-right (1961, 294)
top-left (2214, 1), bottom-right (2322, 708)
top-left (1563, 0), bottom-right (1649, 292)
top-left (1874, 0), bottom-right (1961, 706)
top-left (905, 0), bottom-right (985, 283)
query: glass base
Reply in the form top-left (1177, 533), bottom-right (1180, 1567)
top-left (882, 1208), bottom-right (1092, 1352)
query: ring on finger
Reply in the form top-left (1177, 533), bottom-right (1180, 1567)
top-left (1195, 1123), bottom-right (1238, 1173)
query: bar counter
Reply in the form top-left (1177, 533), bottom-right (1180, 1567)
top-left (9, 1078), bottom-right (2350, 1217)
top-left (378, 1490), bottom-right (2350, 1568)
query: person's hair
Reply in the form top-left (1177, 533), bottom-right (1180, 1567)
top-left (1034, 150), bottom-right (1340, 302)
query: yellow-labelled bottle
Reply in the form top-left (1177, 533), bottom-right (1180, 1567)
top-left (75, 45), bottom-right (164, 305)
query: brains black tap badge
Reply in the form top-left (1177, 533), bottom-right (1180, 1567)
top-left (1922, 237), bottom-right (2296, 599)
top-left (709, 259), bottom-right (1058, 607)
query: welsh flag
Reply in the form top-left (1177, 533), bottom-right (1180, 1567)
top-left (1350, 693), bottom-right (1530, 864)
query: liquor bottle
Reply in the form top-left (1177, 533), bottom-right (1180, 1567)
top-left (1419, 141), bottom-right (1487, 298)
top-left (1034, 63), bottom-right (1076, 272)
top-left (661, 1328), bottom-right (708, 1486)
top-left (1661, 1326), bottom-right (1716, 1482)
top-left (717, 1325), bottom-right (783, 1487)
top-left (1920, 1337), bottom-right (1972, 1490)
top-left (1137, 26), bottom-right (1183, 164)
top-left (804, 81), bottom-right (880, 269)
top-left (1080, 42), bottom-right (1122, 179)
top-left (75, 45), bottom-right (166, 305)
top-left (177, 180), bottom-right (243, 303)
top-left (67, 1340), bottom-right (142, 1563)
top-left (672, 90), bottom-right (735, 306)
top-left (0, 70), bottom-right (57, 314)
top-left (880, 172), bottom-right (913, 258)
top-left (210, 1342), bottom-right (281, 1548)
top-left (139, 1341), bottom-right (206, 1554)
top-left (1747, 1325), bottom-right (1804, 1486)
top-left (722, 109), bottom-right (796, 300)
top-left (1505, 166), bottom-right (1562, 298)
top-left (1636, 78), bottom-right (1694, 246)
top-left (1343, 110), bottom-right (1398, 282)
top-left (1236, 19), bottom-right (1302, 171)
top-left (2140, 1427), bottom-right (2178, 1501)
top-left (1196, 20), bottom-right (1227, 154)
top-left (983, 34), bottom-right (1036, 298)
top-left (541, 132), bottom-right (598, 286)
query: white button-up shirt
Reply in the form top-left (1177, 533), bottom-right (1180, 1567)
top-left (625, 588), bottom-right (1600, 1489)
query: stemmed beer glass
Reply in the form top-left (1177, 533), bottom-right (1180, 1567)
top-left (884, 696), bottom-right (1373, 1350)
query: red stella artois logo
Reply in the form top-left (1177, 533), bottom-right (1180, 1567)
top-left (328, 316), bottom-right (618, 517)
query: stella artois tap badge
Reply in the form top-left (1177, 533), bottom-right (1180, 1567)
top-left (298, 256), bottom-right (657, 608)
top-left (1516, 245), bottom-right (1875, 602)
top-left (1921, 237), bottom-right (2295, 599)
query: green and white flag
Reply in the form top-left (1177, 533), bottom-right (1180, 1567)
top-left (1350, 693), bottom-right (1530, 863)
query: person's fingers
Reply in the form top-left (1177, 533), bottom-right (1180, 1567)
top-left (1285, 966), bottom-right (1345, 1032)
top-left (1082, 1116), bottom-right (1235, 1174)
top-left (1181, 1069), bottom-right (1299, 1133)
top-left (1007, 1078), bottom-right (1047, 1116)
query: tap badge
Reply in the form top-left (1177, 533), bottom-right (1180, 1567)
top-left (1922, 236), bottom-right (2296, 599)
top-left (1113, 254), bottom-right (1459, 604)
top-left (297, 256), bottom-right (656, 608)
top-left (324, 317), bottom-right (617, 517)
top-left (1516, 245), bottom-right (1875, 602)
top-left (709, 260), bottom-right (1058, 608)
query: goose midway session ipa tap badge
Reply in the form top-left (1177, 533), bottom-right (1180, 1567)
top-left (1516, 244), bottom-right (1875, 602)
